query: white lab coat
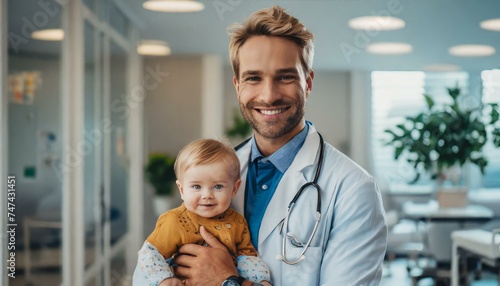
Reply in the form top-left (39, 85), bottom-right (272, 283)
top-left (232, 125), bottom-right (388, 286)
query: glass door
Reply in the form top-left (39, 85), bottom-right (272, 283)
top-left (83, 17), bottom-right (104, 286)
top-left (6, 0), bottom-right (64, 285)
top-left (82, 1), bottom-right (134, 285)
top-left (2, 1), bottom-right (140, 285)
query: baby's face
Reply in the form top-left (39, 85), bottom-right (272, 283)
top-left (176, 161), bottom-right (241, 218)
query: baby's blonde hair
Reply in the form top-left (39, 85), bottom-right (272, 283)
top-left (228, 5), bottom-right (314, 79)
top-left (174, 139), bottom-right (240, 181)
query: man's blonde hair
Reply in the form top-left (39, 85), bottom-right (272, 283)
top-left (174, 139), bottom-right (240, 181)
top-left (228, 5), bottom-right (314, 79)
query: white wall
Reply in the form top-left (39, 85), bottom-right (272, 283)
top-left (144, 55), bottom-right (203, 156)
top-left (306, 70), bottom-right (351, 155)
top-left (349, 71), bottom-right (372, 173)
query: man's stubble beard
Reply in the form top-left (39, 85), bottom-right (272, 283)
top-left (239, 99), bottom-right (305, 139)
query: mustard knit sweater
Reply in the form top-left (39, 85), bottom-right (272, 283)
top-left (147, 204), bottom-right (258, 260)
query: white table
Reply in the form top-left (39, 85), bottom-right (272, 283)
top-left (451, 229), bottom-right (500, 286)
top-left (403, 201), bottom-right (494, 224)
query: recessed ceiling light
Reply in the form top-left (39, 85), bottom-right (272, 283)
top-left (423, 64), bottom-right (461, 72)
top-left (137, 40), bottom-right (171, 56)
top-left (449, 45), bottom-right (495, 57)
top-left (31, 29), bottom-right (64, 41)
top-left (348, 16), bottom-right (405, 31)
top-left (143, 0), bottom-right (204, 12)
top-left (366, 42), bottom-right (412, 55)
top-left (480, 18), bottom-right (500, 32)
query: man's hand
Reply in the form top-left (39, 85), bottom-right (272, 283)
top-left (159, 277), bottom-right (185, 286)
top-left (175, 226), bottom-right (238, 286)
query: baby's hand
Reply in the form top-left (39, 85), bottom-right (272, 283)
top-left (159, 277), bottom-right (184, 286)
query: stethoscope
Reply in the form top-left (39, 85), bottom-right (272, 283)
top-left (277, 132), bottom-right (324, 265)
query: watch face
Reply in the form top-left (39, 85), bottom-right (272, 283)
top-left (221, 278), bottom-right (239, 286)
top-left (222, 276), bottom-right (244, 286)
top-left (222, 278), bottom-right (240, 286)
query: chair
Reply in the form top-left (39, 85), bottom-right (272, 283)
top-left (451, 228), bottom-right (500, 286)
top-left (382, 193), bottom-right (426, 278)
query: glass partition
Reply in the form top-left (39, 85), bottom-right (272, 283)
top-left (83, 20), bottom-right (99, 270)
top-left (109, 41), bottom-right (129, 245)
top-left (5, 1), bottom-right (137, 284)
top-left (7, 0), bottom-right (63, 284)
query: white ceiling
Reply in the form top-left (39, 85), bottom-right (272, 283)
top-left (129, 0), bottom-right (500, 71)
top-left (129, 0), bottom-right (500, 70)
top-left (8, 0), bottom-right (500, 72)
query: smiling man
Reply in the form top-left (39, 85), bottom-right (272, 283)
top-left (133, 6), bottom-right (387, 286)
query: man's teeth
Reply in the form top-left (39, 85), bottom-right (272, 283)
top-left (260, 109), bottom-right (286, 115)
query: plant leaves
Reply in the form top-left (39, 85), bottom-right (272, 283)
top-left (424, 94), bottom-right (434, 109)
top-left (383, 85), bottom-right (500, 185)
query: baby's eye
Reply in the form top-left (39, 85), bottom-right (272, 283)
top-left (192, 185), bottom-right (201, 190)
top-left (214, 184), bottom-right (224, 190)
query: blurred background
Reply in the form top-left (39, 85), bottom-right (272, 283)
top-left (1, 0), bottom-right (499, 285)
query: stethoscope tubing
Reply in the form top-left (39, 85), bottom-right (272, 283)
top-left (279, 133), bottom-right (324, 265)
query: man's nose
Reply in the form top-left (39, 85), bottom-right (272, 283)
top-left (259, 79), bottom-right (282, 103)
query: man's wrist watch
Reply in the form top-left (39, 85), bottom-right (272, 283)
top-left (221, 275), bottom-right (245, 286)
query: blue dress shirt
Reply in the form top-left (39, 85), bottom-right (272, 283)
top-left (245, 123), bottom-right (309, 248)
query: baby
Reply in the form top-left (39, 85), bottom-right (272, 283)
top-left (135, 139), bottom-right (270, 286)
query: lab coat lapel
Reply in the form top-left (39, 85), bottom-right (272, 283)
top-left (258, 128), bottom-right (320, 246)
top-left (233, 142), bottom-right (251, 214)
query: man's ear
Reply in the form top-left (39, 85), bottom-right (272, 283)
top-left (232, 179), bottom-right (241, 198)
top-left (233, 76), bottom-right (239, 93)
top-left (306, 70), bottom-right (314, 97)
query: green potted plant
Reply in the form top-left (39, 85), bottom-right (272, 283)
top-left (225, 109), bottom-right (252, 139)
top-left (145, 153), bottom-right (178, 215)
top-left (384, 86), bottom-right (500, 203)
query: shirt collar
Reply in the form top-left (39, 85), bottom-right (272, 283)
top-left (250, 122), bottom-right (309, 173)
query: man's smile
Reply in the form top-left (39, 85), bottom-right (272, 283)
top-left (257, 108), bottom-right (289, 116)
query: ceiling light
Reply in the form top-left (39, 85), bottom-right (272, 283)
top-left (480, 18), bottom-right (500, 32)
top-left (449, 45), bottom-right (495, 57)
top-left (31, 29), bottom-right (64, 41)
top-left (423, 64), bottom-right (461, 72)
top-left (143, 0), bottom-right (204, 12)
top-left (366, 42), bottom-right (412, 55)
top-left (137, 40), bottom-right (171, 56)
top-left (348, 16), bottom-right (405, 31)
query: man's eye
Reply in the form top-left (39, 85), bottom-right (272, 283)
top-left (279, 75), bottom-right (295, 81)
top-left (245, 76), bottom-right (260, 82)
top-left (214, 184), bottom-right (224, 190)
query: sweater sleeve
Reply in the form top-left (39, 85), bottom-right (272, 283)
top-left (147, 212), bottom-right (184, 258)
top-left (234, 213), bottom-right (258, 257)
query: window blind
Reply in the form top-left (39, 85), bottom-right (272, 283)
top-left (481, 69), bottom-right (500, 188)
